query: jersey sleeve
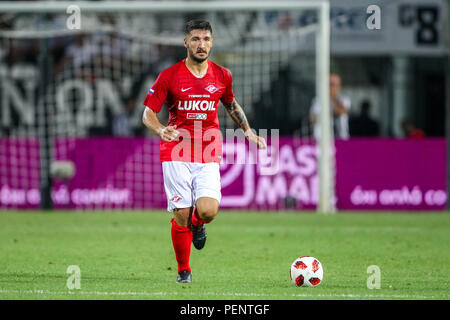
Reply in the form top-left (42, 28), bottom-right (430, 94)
top-left (220, 68), bottom-right (235, 105)
top-left (143, 71), bottom-right (169, 113)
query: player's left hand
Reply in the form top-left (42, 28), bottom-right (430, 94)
top-left (244, 129), bottom-right (267, 150)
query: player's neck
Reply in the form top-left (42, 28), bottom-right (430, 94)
top-left (185, 58), bottom-right (208, 78)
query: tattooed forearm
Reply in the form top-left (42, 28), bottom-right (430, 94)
top-left (224, 99), bottom-right (267, 149)
top-left (223, 99), bottom-right (250, 132)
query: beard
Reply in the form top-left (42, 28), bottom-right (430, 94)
top-left (188, 47), bottom-right (210, 63)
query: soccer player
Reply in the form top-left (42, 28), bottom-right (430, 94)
top-left (142, 20), bottom-right (267, 283)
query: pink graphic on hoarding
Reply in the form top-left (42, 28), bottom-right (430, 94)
top-left (335, 139), bottom-right (447, 210)
top-left (0, 137), bottom-right (446, 210)
top-left (220, 138), bottom-right (319, 210)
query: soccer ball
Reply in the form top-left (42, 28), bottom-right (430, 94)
top-left (290, 256), bottom-right (323, 287)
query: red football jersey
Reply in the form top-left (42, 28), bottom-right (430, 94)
top-left (143, 59), bottom-right (235, 163)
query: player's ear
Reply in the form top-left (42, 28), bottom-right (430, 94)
top-left (184, 37), bottom-right (188, 48)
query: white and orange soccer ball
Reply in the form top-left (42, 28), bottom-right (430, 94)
top-left (290, 256), bottom-right (323, 287)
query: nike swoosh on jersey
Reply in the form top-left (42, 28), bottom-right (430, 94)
top-left (181, 87), bottom-right (192, 92)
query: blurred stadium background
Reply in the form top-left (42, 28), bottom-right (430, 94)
top-left (0, 0), bottom-right (449, 213)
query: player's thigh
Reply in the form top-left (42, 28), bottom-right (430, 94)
top-left (193, 163), bottom-right (221, 220)
top-left (192, 163), bottom-right (221, 204)
top-left (162, 161), bottom-right (194, 213)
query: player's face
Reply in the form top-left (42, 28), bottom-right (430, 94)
top-left (330, 74), bottom-right (341, 98)
top-left (184, 29), bottom-right (213, 63)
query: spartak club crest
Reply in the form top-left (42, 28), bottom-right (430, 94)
top-left (205, 85), bottom-right (219, 94)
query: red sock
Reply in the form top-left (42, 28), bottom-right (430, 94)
top-left (191, 207), bottom-right (207, 226)
top-left (170, 218), bottom-right (192, 273)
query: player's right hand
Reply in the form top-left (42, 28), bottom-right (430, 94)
top-left (159, 125), bottom-right (180, 142)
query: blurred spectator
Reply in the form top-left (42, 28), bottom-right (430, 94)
top-left (310, 73), bottom-right (351, 139)
top-left (112, 112), bottom-right (132, 136)
top-left (112, 99), bottom-right (135, 136)
top-left (54, 34), bottom-right (94, 77)
top-left (349, 100), bottom-right (380, 137)
top-left (0, 13), bottom-right (14, 30)
top-left (402, 120), bottom-right (426, 139)
top-left (64, 34), bottom-right (98, 71)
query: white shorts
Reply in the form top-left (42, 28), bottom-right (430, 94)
top-left (162, 161), bottom-right (222, 212)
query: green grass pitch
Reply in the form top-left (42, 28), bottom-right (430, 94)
top-left (0, 211), bottom-right (449, 300)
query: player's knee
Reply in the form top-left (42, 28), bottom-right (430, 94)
top-left (199, 208), bottom-right (217, 223)
top-left (196, 201), bottom-right (219, 223)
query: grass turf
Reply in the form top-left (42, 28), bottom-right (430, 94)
top-left (0, 210), bottom-right (449, 300)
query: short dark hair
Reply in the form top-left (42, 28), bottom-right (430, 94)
top-left (184, 20), bottom-right (212, 35)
